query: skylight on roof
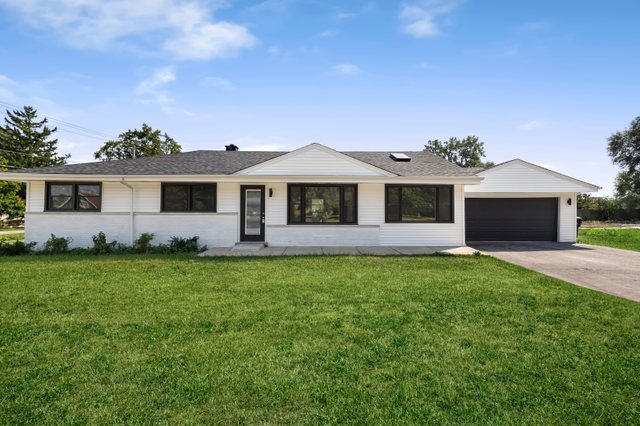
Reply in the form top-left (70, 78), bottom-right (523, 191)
top-left (390, 153), bottom-right (411, 162)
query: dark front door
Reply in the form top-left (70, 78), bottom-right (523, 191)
top-left (465, 198), bottom-right (558, 242)
top-left (240, 185), bottom-right (265, 241)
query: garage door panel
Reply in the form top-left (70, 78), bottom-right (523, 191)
top-left (466, 198), bottom-right (558, 241)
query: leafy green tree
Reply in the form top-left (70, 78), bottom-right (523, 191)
top-left (577, 193), bottom-right (594, 210)
top-left (0, 106), bottom-right (69, 169)
top-left (424, 136), bottom-right (494, 168)
top-left (608, 116), bottom-right (640, 197)
top-left (0, 106), bottom-right (68, 206)
top-left (94, 123), bottom-right (181, 161)
top-left (0, 155), bottom-right (24, 219)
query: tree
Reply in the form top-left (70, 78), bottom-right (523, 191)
top-left (577, 193), bottom-right (593, 210)
top-left (94, 123), bottom-right (181, 161)
top-left (0, 106), bottom-right (69, 169)
top-left (608, 116), bottom-right (640, 197)
top-left (424, 136), bottom-right (494, 168)
top-left (0, 155), bottom-right (24, 219)
top-left (0, 106), bottom-right (69, 206)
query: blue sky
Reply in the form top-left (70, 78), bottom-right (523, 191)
top-left (1, 0), bottom-right (639, 195)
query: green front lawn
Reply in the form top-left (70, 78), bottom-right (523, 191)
top-left (578, 227), bottom-right (640, 252)
top-left (1, 255), bottom-right (638, 424)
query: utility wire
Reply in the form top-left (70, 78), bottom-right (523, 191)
top-left (0, 99), bottom-right (116, 141)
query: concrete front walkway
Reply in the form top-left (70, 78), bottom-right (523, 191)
top-left (471, 242), bottom-right (640, 302)
top-left (199, 245), bottom-right (477, 257)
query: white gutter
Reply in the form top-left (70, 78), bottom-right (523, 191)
top-left (119, 178), bottom-right (134, 245)
top-left (0, 172), bottom-right (484, 185)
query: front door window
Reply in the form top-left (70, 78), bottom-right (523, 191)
top-left (244, 189), bottom-right (262, 236)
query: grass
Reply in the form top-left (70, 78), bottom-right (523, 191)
top-left (0, 227), bottom-right (24, 232)
top-left (0, 233), bottom-right (24, 242)
top-left (1, 255), bottom-right (638, 424)
top-left (578, 227), bottom-right (640, 252)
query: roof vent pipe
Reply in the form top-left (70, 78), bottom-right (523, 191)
top-left (225, 144), bottom-right (239, 151)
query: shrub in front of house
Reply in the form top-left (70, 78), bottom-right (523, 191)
top-left (0, 240), bottom-right (36, 256)
top-left (134, 233), bottom-right (155, 254)
top-left (89, 232), bottom-right (118, 255)
top-left (168, 236), bottom-right (204, 253)
top-left (0, 232), bottom-right (205, 256)
top-left (43, 234), bottom-right (72, 254)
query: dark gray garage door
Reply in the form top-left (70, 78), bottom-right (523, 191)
top-left (466, 198), bottom-right (558, 242)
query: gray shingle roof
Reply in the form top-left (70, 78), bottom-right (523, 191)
top-left (344, 152), bottom-right (478, 176)
top-left (8, 149), bottom-right (478, 177)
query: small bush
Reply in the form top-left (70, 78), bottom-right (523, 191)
top-left (0, 240), bottom-right (36, 256)
top-left (43, 234), bottom-right (71, 254)
top-left (134, 233), bottom-right (155, 254)
top-left (168, 236), bottom-right (204, 253)
top-left (89, 232), bottom-right (118, 255)
top-left (113, 243), bottom-right (136, 255)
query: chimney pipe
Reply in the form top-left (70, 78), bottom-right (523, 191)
top-left (225, 144), bottom-right (239, 151)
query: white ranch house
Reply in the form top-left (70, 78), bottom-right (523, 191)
top-left (0, 143), bottom-right (600, 248)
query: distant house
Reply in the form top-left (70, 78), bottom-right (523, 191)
top-left (0, 143), bottom-right (600, 248)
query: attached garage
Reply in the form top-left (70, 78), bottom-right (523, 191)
top-left (465, 159), bottom-right (600, 243)
top-left (466, 198), bottom-right (558, 242)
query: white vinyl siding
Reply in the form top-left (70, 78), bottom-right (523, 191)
top-left (358, 184), bottom-right (385, 225)
top-left (101, 182), bottom-right (130, 213)
top-left (27, 181), bottom-right (45, 212)
top-left (265, 183), bottom-right (287, 225)
top-left (239, 145), bottom-right (387, 176)
top-left (466, 161), bottom-right (596, 193)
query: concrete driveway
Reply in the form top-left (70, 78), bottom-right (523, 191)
top-left (470, 242), bottom-right (640, 302)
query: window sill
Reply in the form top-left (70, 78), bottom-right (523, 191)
top-left (270, 224), bottom-right (378, 228)
top-left (384, 221), bottom-right (455, 224)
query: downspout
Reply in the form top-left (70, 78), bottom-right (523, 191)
top-left (120, 178), bottom-right (134, 245)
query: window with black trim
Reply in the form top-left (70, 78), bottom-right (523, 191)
top-left (46, 182), bottom-right (102, 211)
top-left (385, 185), bottom-right (453, 223)
top-left (161, 183), bottom-right (216, 212)
top-left (288, 184), bottom-right (357, 224)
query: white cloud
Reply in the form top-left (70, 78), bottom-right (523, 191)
top-left (164, 22), bottom-right (257, 60)
top-left (136, 67), bottom-right (176, 94)
top-left (0, 0), bottom-right (257, 60)
top-left (201, 76), bottom-right (235, 91)
top-left (336, 12), bottom-right (357, 20)
top-left (329, 63), bottom-right (361, 76)
top-left (517, 20), bottom-right (551, 34)
top-left (519, 120), bottom-right (543, 131)
top-left (0, 74), bottom-right (16, 85)
top-left (247, 0), bottom-right (296, 14)
top-left (135, 67), bottom-right (177, 111)
top-left (0, 74), bottom-right (17, 100)
top-left (335, 2), bottom-right (377, 20)
top-left (400, 1), bottom-right (460, 38)
top-left (318, 29), bottom-right (338, 38)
